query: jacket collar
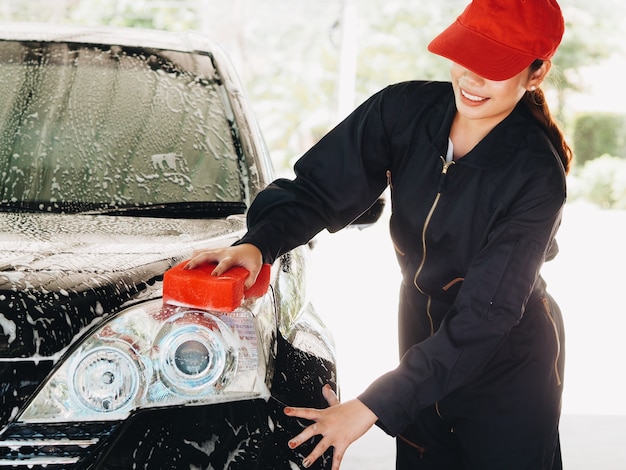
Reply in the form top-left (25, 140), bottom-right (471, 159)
top-left (428, 86), bottom-right (532, 169)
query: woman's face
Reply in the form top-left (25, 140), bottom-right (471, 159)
top-left (449, 62), bottom-right (533, 128)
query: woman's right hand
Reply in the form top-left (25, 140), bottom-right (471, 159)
top-left (184, 243), bottom-right (263, 290)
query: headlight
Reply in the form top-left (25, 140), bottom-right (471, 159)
top-left (72, 344), bottom-right (142, 413)
top-left (18, 299), bottom-right (271, 423)
top-left (156, 312), bottom-right (237, 395)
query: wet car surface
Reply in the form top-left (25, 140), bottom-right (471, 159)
top-left (0, 23), bottom-right (337, 469)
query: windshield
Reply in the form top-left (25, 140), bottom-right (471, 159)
top-left (0, 40), bottom-right (245, 214)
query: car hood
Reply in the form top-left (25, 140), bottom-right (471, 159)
top-left (0, 212), bottom-right (246, 358)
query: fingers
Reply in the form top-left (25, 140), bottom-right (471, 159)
top-left (304, 437), bottom-right (345, 470)
top-left (284, 385), bottom-right (338, 452)
top-left (284, 396), bottom-right (378, 469)
top-left (284, 406), bottom-right (320, 423)
top-left (284, 398), bottom-right (339, 469)
top-left (284, 405), bottom-right (325, 452)
top-left (184, 250), bottom-right (219, 270)
top-left (211, 256), bottom-right (238, 276)
top-left (184, 244), bottom-right (263, 289)
top-left (285, 418), bottom-right (332, 469)
top-left (286, 419), bottom-right (345, 470)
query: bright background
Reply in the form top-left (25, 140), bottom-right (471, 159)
top-left (1, 0), bottom-right (625, 467)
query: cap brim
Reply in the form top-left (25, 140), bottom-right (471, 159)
top-left (427, 20), bottom-right (536, 81)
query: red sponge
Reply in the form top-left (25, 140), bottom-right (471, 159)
top-left (162, 261), bottom-right (271, 312)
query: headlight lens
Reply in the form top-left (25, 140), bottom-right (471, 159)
top-left (156, 312), bottom-right (237, 395)
top-left (173, 339), bottom-right (212, 376)
top-left (72, 345), bottom-right (141, 413)
top-left (19, 299), bottom-right (271, 423)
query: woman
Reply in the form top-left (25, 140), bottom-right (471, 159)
top-left (187, 0), bottom-right (571, 468)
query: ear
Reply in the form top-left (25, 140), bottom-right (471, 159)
top-left (528, 60), bottom-right (552, 91)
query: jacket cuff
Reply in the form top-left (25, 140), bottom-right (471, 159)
top-left (357, 373), bottom-right (414, 437)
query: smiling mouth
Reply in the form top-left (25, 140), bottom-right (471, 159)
top-left (461, 88), bottom-right (488, 103)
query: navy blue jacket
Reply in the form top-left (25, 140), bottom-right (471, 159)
top-left (237, 81), bottom-right (566, 436)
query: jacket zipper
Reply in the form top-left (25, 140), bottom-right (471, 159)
top-left (413, 156), bottom-right (455, 336)
top-left (541, 297), bottom-right (562, 386)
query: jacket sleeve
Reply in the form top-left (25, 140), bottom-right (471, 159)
top-left (236, 86), bottom-right (401, 264)
top-left (358, 156), bottom-right (566, 436)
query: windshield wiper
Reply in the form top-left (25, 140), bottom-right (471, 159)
top-left (79, 201), bottom-right (247, 219)
top-left (0, 201), bottom-right (248, 218)
top-left (0, 202), bottom-right (44, 213)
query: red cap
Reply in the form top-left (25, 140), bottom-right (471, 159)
top-left (428, 0), bottom-right (565, 81)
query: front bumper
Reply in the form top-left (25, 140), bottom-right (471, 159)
top-left (0, 398), bottom-right (331, 469)
top-left (0, 331), bottom-right (337, 469)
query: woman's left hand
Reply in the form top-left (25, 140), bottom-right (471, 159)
top-left (285, 384), bottom-right (378, 469)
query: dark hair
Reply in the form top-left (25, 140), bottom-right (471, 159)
top-left (521, 59), bottom-right (573, 174)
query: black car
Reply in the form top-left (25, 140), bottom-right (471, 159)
top-left (0, 23), bottom-right (340, 469)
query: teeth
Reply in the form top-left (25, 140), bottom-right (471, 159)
top-left (461, 89), bottom-right (486, 102)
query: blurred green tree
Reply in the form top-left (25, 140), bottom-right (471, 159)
top-left (572, 113), bottom-right (626, 166)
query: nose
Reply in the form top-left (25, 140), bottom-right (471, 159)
top-left (461, 68), bottom-right (484, 86)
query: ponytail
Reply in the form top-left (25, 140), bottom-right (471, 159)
top-left (521, 59), bottom-right (573, 174)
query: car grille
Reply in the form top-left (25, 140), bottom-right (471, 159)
top-left (0, 422), bottom-right (116, 468)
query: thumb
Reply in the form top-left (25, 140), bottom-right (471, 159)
top-left (322, 384), bottom-right (339, 407)
top-left (243, 265), bottom-right (261, 290)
